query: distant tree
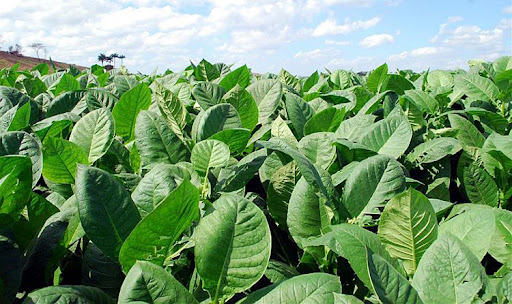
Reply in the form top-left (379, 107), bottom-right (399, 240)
top-left (8, 44), bottom-right (23, 56)
top-left (118, 54), bottom-right (126, 65)
top-left (97, 53), bottom-right (107, 66)
top-left (28, 43), bottom-right (46, 60)
top-left (110, 53), bottom-right (119, 67)
top-left (105, 55), bottom-right (113, 66)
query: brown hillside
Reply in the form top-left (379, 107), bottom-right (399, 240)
top-left (0, 50), bottom-right (87, 71)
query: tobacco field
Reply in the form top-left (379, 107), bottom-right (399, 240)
top-left (0, 57), bottom-right (511, 303)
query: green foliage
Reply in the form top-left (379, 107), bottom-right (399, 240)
top-left (0, 57), bottom-right (511, 304)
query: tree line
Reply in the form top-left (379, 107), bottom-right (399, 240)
top-left (97, 53), bottom-right (126, 68)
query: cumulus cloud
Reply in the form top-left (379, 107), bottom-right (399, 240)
top-left (359, 33), bottom-right (394, 48)
top-left (504, 5), bottom-right (512, 14)
top-left (325, 40), bottom-right (352, 46)
top-left (312, 17), bottom-right (381, 36)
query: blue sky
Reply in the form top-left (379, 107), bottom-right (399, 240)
top-left (1, 0), bottom-right (510, 75)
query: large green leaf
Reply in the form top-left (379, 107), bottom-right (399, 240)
top-left (246, 79), bottom-right (283, 124)
top-left (192, 103), bottom-right (242, 141)
top-left (404, 89), bottom-right (439, 114)
top-left (112, 83), bottom-right (152, 142)
top-left (222, 85), bottom-right (259, 130)
top-left (342, 154), bottom-right (406, 220)
top-left (119, 179), bottom-right (198, 272)
top-left (0, 131), bottom-right (42, 187)
top-left (75, 165), bottom-right (141, 259)
top-left (215, 149), bottom-right (268, 192)
top-left (192, 82), bottom-right (226, 110)
top-left (412, 234), bottom-right (487, 304)
top-left (190, 139), bottom-right (230, 176)
top-left (240, 273), bottom-right (342, 304)
top-left (42, 137), bottom-right (88, 184)
top-left (439, 205), bottom-right (495, 261)
top-left (287, 177), bottom-right (325, 248)
top-left (81, 243), bottom-right (124, 299)
top-left (427, 70), bottom-right (454, 87)
top-left (367, 63), bottom-right (388, 93)
top-left (303, 107), bottom-right (345, 135)
top-left (135, 111), bottom-right (189, 170)
top-left (46, 91), bottom-right (85, 117)
top-left (55, 73), bottom-right (80, 95)
top-left (489, 209), bottom-right (512, 267)
top-left (194, 59), bottom-right (220, 81)
top-left (298, 132), bottom-right (336, 169)
top-left (305, 224), bottom-right (395, 293)
top-left (219, 65), bottom-right (251, 91)
top-left (448, 114), bottom-right (485, 151)
top-left (193, 194), bottom-right (271, 302)
top-left (284, 92), bottom-right (314, 138)
top-left (267, 161), bottom-right (298, 229)
top-left (360, 114), bottom-right (412, 158)
top-left (367, 249), bottom-right (423, 304)
top-left (454, 73), bottom-right (499, 102)
top-left (23, 285), bottom-right (114, 304)
top-left (406, 137), bottom-right (461, 165)
top-left (378, 188), bottom-right (438, 275)
top-left (209, 128), bottom-right (252, 155)
top-left (69, 108), bottom-right (115, 164)
top-left (381, 74), bottom-right (414, 95)
top-left (336, 114), bottom-right (376, 142)
top-left (154, 85), bottom-right (188, 140)
top-left (131, 164), bottom-right (178, 218)
top-left (118, 261), bottom-right (198, 304)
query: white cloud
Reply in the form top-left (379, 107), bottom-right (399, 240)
top-left (446, 16), bottom-right (463, 23)
top-left (325, 40), bottom-right (352, 46)
top-left (410, 46), bottom-right (445, 56)
top-left (504, 5), bottom-right (512, 14)
top-left (312, 17), bottom-right (381, 36)
top-left (359, 33), bottom-right (394, 48)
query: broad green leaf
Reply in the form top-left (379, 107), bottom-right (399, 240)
top-left (412, 234), bottom-right (487, 304)
top-left (342, 155), bottom-right (406, 220)
top-left (114, 75), bottom-right (140, 97)
top-left (267, 161), bottom-right (298, 229)
top-left (448, 114), bottom-right (485, 151)
top-left (305, 224), bottom-right (395, 293)
top-left (192, 103), bottom-right (242, 142)
top-left (404, 89), bottom-right (439, 114)
top-left (330, 70), bottom-right (351, 90)
top-left (75, 165), bottom-right (141, 259)
top-left (406, 137), bottom-right (461, 165)
top-left (194, 59), bottom-right (220, 81)
top-left (81, 243), bottom-right (124, 298)
top-left (298, 132), bottom-right (336, 169)
top-left (0, 131), bottom-right (42, 187)
top-left (367, 63), bottom-right (388, 93)
top-left (459, 156), bottom-right (499, 207)
top-left (23, 285), bottom-right (114, 304)
top-left (303, 70), bottom-right (319, 93)
top-left (439, 205), bottom-right (495, 261)
top-left (46, 91), bottom-right (85, 117)
top-left (284, 92), bottom-right (314, 138)
top-left (130, 164), bottom-right (180, 217)
top-left (112, 83), bottom-right (152, 142)
top-left (360, 115), bottom-right (412, 158)
top-left (333, 294), bottom-right (365, 304)
top-left (193, 194), bottom-right (271, 302)
top-left (55, 73), bottom-right (80, 95)
top-left (135, 111), bottom-right (189, 170)
top-left (378, 188), bottom-right (438, 275)
top-left (454, 73), bottom-right (499, 101)
top-left (247, 79), bottom-right (283, 124)
top-left (209, 128), bottom-right (251, 155)
top-left (192, 82), bottom-right (226, 110)
top-left (489, 209), bottom-right (512, 267)
top-left (427, 70), bottom-right (454, 87)
top-left (304, 107), bottom-right (345, 135)
top-left (240, 273), bottom-right (342, 304)
top-left (191, 139), bottom-right (230, 175)
top-left (381, 74), bottom-right (414, 95)
top-left (215, 149), bottom-right (267, 192)
top-left (118, 261), bottom-right (198, 304)
top-left (219, 65), bottom-right (251, 91)
top-left (154, 85), bottom-right (188, 140)
top-left (86, 88), bottom-right (117, 111)
top-left (496, 272), bottom-right (512, 304)
top-left (367, 249), bottom-right (423, 304)
top-left (333, 139), bottom-right (377, 163)
top-left (264, 260), bottom-right (299, 283)
top-left (119, 179), bottom-right (199, 271)
top-left (336, 114), bottom-right (376, 142)
top-left (287, 177), bottom-right (325, 248)
top-left (223, 85), bottom-right (259, 130)
top-left (258, 138), bottom-right (335, 203)
top-left (42, 137), bottom-right (88, 184)
top-left (69, 108), bottom-right (115, 164)
top-left (271, 116), bottom-right (298, 148)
